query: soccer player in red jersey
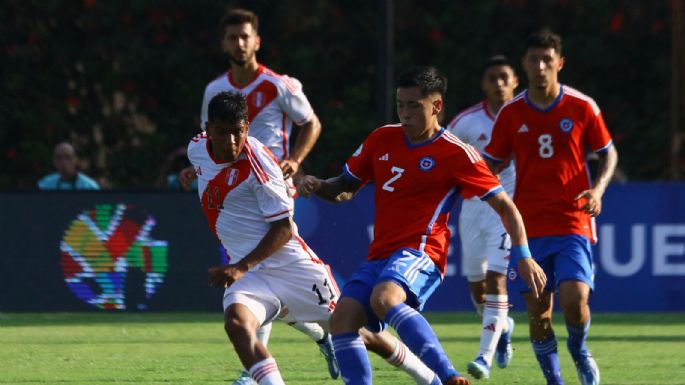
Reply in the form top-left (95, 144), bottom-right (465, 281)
top-left (484, 30), bottom-right (618, 385)
top-left (298, 66), bottom-right (546, 385)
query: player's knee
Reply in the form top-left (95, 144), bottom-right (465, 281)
top-left (223, 307), bottom-right (255, 338)
top-left (369, 293), bottom-right (397, 320)
top-left (370, 283), bottom-right (405, 319)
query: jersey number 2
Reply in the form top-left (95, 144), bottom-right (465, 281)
top-left (382, 166), bottom-right (405, 192)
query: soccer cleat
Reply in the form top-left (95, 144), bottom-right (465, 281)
top-left (317, 333), bottom-right (340, 379)
top-left (575, 355), bottom-right (600, 385)
top-left (232, 370), bottom-right (257, 385)
top-left (495, 316), bottom-right (515, 368)
top-left (467, 356), bottom-right (490, 380)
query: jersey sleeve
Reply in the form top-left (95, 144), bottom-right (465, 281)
top-left (483, 107), bottom-right (513, 163)
top-left (453, 147), bottom-right (503, 200)
top-left (187, 132), bottom-right (207, 168)
top-left (446, 114), bottom-right (469, 143)
top-left (276, 76), bottom-right (314, 126)
top-left (248, 141), bottom-right (294, 222)
top-left (200, 84), bottom-right (212, 131)
top-left (584, 109), bottom-right (613, 153)
top-left (343, 131), bottom-right (377, 184)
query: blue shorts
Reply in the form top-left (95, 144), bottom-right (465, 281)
top-left (340, 248), bottom-right (443, 332)
top-left (508, 234), bottom-right (594, 293)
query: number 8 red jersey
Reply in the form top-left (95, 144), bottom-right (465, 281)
top-left (484, 85), bottom-right (613, 243)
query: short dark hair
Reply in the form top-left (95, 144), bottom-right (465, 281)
top-left (483, 54), bottom-right (515, 73)
top-left (218, 8), bottom-right (259, 38)
top-left (208, 91), bottom-right (248, 124)
top-left (524, 29), bottom-right (563, 55)
top-left (396, 66), bottom-right (447, 97)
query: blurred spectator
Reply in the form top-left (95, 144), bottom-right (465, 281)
top-left (37, 142), bottom-right (100, 190)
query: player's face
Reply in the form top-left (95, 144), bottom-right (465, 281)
top-left (207, 119), bottom-right (248, 162)
top-left (222, 23), bottom-right (260, 66)
top-left (522, 47), bottom-right (564, 90)
top-left (482, 65), bottom-right (518, 105)
top-left (396, 86), bottom-right (442, 139)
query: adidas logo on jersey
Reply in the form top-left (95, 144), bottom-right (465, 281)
top-left (517, 124), bottom-right (529, 133)
top-left (378, 153), bottom-right (389, 161)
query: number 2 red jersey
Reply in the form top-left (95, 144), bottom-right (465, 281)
top-left (484, 85), bottom-right (613, 242)
top-left (344, 125), bottom-right (503, 274)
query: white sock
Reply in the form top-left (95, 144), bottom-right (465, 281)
top-left (386, 336), bottom-right (437, 385)
top-left (249, 357), bottom-right (285, 385)
top-left (279, 310), bottom-right (326, 342)
top-left (478, 294), bottom-right (509, 366)
top-left (256, 322), bottom-right (273, 347)
top-left (288, 321), bottom-right (326, 342)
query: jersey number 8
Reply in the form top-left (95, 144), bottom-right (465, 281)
top-left (538, 134), bottom-right (554, 158)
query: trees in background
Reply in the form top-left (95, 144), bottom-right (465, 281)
top-left (0, 0), bottom-right (673, 188)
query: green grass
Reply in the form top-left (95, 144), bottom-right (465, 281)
top-left (1, 312), bottom-right (684, 384)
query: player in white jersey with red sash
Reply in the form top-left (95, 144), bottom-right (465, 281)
top-left (446, 56), bottom-right (518, 380)
top-left (178, 9), bottom-right (333, 384)
top-left (189, 91), bottom-right (339, 385)
top-left (200, 64), bottom-right (313, 164)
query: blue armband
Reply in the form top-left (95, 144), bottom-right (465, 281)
top-left (511, 245), bottom-right (532, 262)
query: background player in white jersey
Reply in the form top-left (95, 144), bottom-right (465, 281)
top-left (184, 9), bottom-right (438, 385)
top-left (188, 91), bottom-right (340, 385)
top-left (446, 55), bottom-right (519, 380)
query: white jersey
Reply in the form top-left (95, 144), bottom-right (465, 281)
top-left (201, 64), bottom-right (314, 161)
top-left (187, 134), bottom-right (320, 269)
top-left (447, 100), bottom-right (515, 199)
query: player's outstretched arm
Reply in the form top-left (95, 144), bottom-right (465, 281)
top-left (297, 174), bottom-right (361, 203)
top-left (575, 145), bottom-right (618, 217)
top-left (281, 114), bottom-right (322, 179)
top-left (208, 217), bottom-right (293, 288)
top-left (486, 191), bottom-right (547, 298)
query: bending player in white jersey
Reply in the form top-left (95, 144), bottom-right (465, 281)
top-left (184, 9), bottom-right (438, 385)
top-left (189, 91), bottom-right (338, 385)
top-left (446, 55), bottom-right (519, 380)
top-left (180, 8), bottom-right (332, 383)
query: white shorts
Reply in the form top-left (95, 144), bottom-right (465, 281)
top-left (223, 259), bottom-right (339, 327)
top-left (459, 198), bottom-right (511, 282)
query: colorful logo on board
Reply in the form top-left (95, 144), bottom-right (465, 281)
top-left (60, 204), bottom-right (168, 310)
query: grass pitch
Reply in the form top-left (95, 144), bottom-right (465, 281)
top-left (1, 312), bottom-right (683, 384)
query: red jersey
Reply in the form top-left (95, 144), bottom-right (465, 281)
top-left (345, 125), bottom-right (502, 274)
top-left (484, 85), bottom-right (613, 242)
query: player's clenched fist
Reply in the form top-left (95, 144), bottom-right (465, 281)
top-left (297, 175), bottom-right (321, 197)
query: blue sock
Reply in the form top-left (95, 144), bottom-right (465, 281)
top-left (332, 332), bottom-right (371, 385)
top-left (566, 319), bottom-right (590, 364)
top-left (385, 303), bottom-right (459, 383)
top-left (531, 332), bottom-right (564, 385)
